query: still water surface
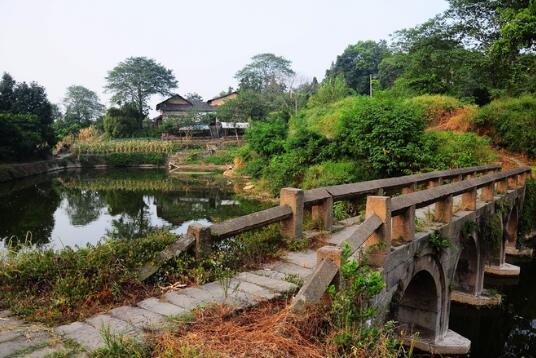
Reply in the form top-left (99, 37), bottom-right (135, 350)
top-left (450, 256), bottom-right (536, 357)
top-left (0, 169), bottom-right (264, 249)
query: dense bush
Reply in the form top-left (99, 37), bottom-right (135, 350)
top-left (302, 160), bottom-right (372, 189)
top-left (103, 104), bottom-right (140, 138)
top-left (289, 96), bottom-right (360, 139)
top-left (0, 113), bottom-right (46, 161)
top-left (262, 152), bottom-right (304, 194)
top-left (245, 119), bottom-right (287, 157)
top-left (407, 95), bottom-right (464, 124)
top-left (474, 96), bottom-right (536, 157)
top-left (337, 96), bottom-right (426, 176)
top-left (422, 131), bottom-right (497, 170)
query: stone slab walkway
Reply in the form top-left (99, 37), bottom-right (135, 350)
top-left (0, 250), bottom-right (316, 357)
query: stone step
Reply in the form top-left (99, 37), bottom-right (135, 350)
top-left (236, 272), bottom-right (298, 293)
top-left (179, 287), bottom-right (221, 303)
top-left (0, 331), bottom-right (51, 358)
top-left (85, 314), bottom-right (140, 337)
top-left (137, 297), bottom-right (186, 317)
top-left (22, 344), bottom-right (68, 358)
top-left (326, 226), bottom-right (359, 246)
top-left (56, 321), bottom-right (105, 352)
top-left (108, 306), bottom-right (165, 331)
top-left (229, 278), bottom-right (278, 301)
top-left (268, 262), bottom-right (313, 280)
top-left (162, 292), bottom-right (203, 310)
top-left (200, 281), bottom-right (257, 309)
top-left (249, 269), bottom-right (287, 281)
top-left (282, 250), bottom-right (316, 269)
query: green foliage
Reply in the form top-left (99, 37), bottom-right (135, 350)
top-left (479, 213), bottom-right (504, 258)
top-left (289, 96), bottom-right (360, 139)
top-left (79, 152), bottom-right (167, 167)
top-left (0, 230), bottom-right (176, 324)
top-left (307, 75), bottom-right (353, 107)
top-left (519, 178), bottom-right (536, 239)
top-left (326, 40), bottom-right (390, 95)
top-left (245, 120), bottom-right (287, 157)
top-left (105, 57), bottom-right (178, 122)
top-left (428, 231), bottom-right (451, 252)
top-left (0, 113), bottom-right (45, 161)
top-left (474, 96), bottom-right (536, 157)
top-left (103, 104), bottom-right (141, 138)
top-left (337, 96), bottom-right (426, 176)
top-left (54, 85), bottom-right (104, 138)
top-left (92, 328), bottom-right (152, 358)
top-left (262, 152), bottom-right (304, 195)
top-left (407, 95), bottom-right (464, 124)
top-left (0, 73), bottom-right (56, 161)
top-left (327, 243), bottom-right (405, 356)
top-left (422, 131), bottom-right (497, 170)
top-left (235, 53), bottom-right (294, 92)
top-left (302, 161), bottom-right (370, 189)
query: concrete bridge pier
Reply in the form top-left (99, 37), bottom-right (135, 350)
top-left (485, 194), bottom-right (523, 277)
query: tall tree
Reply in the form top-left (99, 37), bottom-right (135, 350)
top-left (63, 85), bottom-right (104, 126)
top-left (55, 85), bottom-right (104, 137)
top-left (0, 73), bottom-right (15, 112)
top-left (326, 40), bottom-right (390, 95)
top-left (235, 53), bottom-right (295, 92)
top-left (105, 57), bottom-right (178, 127)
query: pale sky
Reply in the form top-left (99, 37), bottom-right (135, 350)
top-left (0, 0), bottom-right (448, 115)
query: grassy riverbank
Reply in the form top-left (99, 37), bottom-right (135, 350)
top-left (0, 225), bottom-right (299, 325)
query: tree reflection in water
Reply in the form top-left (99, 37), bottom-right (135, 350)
top-left (0, 169), bottom-right (266, 249)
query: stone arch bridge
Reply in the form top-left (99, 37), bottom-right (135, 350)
top-left (186, 163), bottom-right (532, 355)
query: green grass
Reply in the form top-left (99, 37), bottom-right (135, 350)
top-left (0, 230), bottom-right (176, 324)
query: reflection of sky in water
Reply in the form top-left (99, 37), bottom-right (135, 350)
top-left (48, 196), bottom-right (220, 249)
top-left (0, 169), bottom-right (265, 252)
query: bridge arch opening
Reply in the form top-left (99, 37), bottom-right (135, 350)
top-left (454, 234), bottom-right (480, 295)
top-left (393, 270), bottom-right (440, 338)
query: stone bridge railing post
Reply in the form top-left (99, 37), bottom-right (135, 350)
top-left (496, 179), bottom-right (508, 194)
top-left (280, 187), bottom-right (304, 240)
top-left (434, 195), bottom-right (453, 223)
top-left (461, 188), bottom-right (477, 211)
top-left (365, 196), bottom-right (392, 267)
top-left (187, 223), bottom-right (212, 258)
top-left (311, 191), bottom-right (333, 232)
top-left (480, 181), bottom-right (495, 202)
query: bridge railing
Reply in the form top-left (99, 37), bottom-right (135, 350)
top-left (290, 166), bottom-right (531, 311)
top-left (186, 163), bottom-right (500, 256)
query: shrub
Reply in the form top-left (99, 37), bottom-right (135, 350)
top-left (337, 96), bottom-right (426, 176)
top-left (307, 75), bottom-right (353, 107)
top-left (422, 131), bottom-right (497, 170)
top-left (0, 113), bottom-right (47, 161)
top-left (0, 230), bottom-right (176, 323)
top-left (103, 104), bottom-right (140, 138)
top-left (245, 120), bottom-right (287, 157)
top-left (407, 95), bottom-right (464, 125)
top-left (289, 96), bottom-right (361, 139)
top-left (302, 161), bottom-right (371, 189)
top-left (474, 96), bottom-right (536, 157)
top-left (262, 152), bottom-right (304, 195)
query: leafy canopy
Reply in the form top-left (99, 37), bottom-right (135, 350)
top-left (235, 53), bottom-right (295, 92)
top-left (105, 57), bottom-right (178, 123)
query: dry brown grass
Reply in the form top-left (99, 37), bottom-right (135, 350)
top-left (428, 106), bottom-right (477, 133)
top-left (152, 300), bottom-right (329, 358)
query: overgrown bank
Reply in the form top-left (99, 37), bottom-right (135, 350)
top-left (0, 224), bottom-right (297, 325)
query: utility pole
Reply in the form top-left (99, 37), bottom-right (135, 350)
top-left (370, 74), bottom-right (373, 97)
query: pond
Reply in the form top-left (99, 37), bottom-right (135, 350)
top-left (450, 255), bottom-right (536, 358)
top-left (0, 169), bottom-right (266, 250)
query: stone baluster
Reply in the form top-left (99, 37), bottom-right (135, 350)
top-left (280, 188), bottom-right (304, 240)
